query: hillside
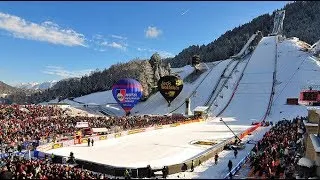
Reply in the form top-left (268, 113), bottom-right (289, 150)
top-left (25, 54), bottom-right (170, 104)
top-left (167, 1), bottom-right (320, 68)
top-left (0, 81), bottom-right (18, 94)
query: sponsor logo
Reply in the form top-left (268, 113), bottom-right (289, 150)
top-left (170, 124), bottom-right (178, 127)
top-left (81, 138), bottom-right (88, 144)
top-left (128, 129), bottom-right (144, 135)
top-left (114, 133), bottom-right (121, 138)
top-left (155, 125), bottom-right (163, 129)
top-left (99, 136), bottom-right (107, 140)
top-left (116, 89), bottom-right (126, 102)
top-left (37, 143), bottom-right (53, 152)
top-left (160, 81), bottom-right (181, 91)
top-left (52, 143), bottom-right (62, 149)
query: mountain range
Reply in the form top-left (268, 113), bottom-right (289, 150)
top-left (14, 80), bottom-right (57, 90)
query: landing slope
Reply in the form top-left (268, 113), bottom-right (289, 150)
top-left (219, 36), bottom-right (276, 125)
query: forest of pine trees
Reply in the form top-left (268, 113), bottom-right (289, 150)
top-left (166, 1), bottom-right (320, 68)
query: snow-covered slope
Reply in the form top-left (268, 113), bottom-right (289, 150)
top-left (218, 36), bottom-right (276, 125)
top-left (171, 65), bottom-right (195, 79)
top-left (168, 59), bottom-right (235, 114)
top-left (132, 61), bottom-right (228, 115)
top-left (268, 37), bottom-right (320, 121)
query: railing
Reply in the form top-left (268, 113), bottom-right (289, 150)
top-left (205, 59), bottom-right (236, 106)
top-left (262, 36), bottom-right (278, 121)
top-left (224, 151), bottom-right (251, 179)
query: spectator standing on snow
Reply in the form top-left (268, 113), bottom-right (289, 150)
top-left (214, 153), bottom-right (219, 165)
top-left (181, 163), bottom-right (187, 172)
top-left (234, 149), bottom-right (238, 159)
top-left (191, 160), bottom-right (194, 172)
top-left (229, 172), bottom-right (233, 179)
top-left (91, 139), bottom-right (94, 146)
top-left (87, 138), bottom-right (90, 147)
top-left (228, 160), bottom-right (233, 172)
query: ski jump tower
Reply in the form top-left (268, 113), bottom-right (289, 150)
top-left (270, 10), bottom-right (286, 36)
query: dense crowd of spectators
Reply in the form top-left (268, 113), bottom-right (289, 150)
top-left (0, 155), bottom-right (108, 179)
top-left (0, 104), bottom-right (199, 179)
top-left (0, 105), bottom-right (196, 154)
top-left (248, 117), bottom-right (306, 179)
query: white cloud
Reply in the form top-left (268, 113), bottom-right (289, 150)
top-left (108, 42), bottom-right (124, 49)
top-left (145, 26), bottom-right (162, 38)
top-left (92, 34), bottom-right (127, 51)
top-left (0, 12), bottom-right (86, 47)
top-left (101, 41), bottom-right (127, 50)
top-left (111, 34), bottom-right (127, 40)
top-left (42, 66), bottom-right (93, 78)
top-left (137, 47), bottom-right (147, 51)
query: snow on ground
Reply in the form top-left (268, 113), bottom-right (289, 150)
top-left (171, 65), bottom-right (195, 79)
top-left (210, 57), bottom-right (249, 116)
top-left (267, 38), bottom-right (320, 121)
top-left (218, 36), bottom-right (277, 125)
top-left (132, 61), bottom-right (228, 115)
top-left (46, 118), bottom-right (250, 169)
top-left (73, 90), bottom-right (116, 105)
top-left (167, 126), bottom-right (271, 179)
top-left (169, 60), bottom-right (232, 114)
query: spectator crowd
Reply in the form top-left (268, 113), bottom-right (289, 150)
top-left (0, 104), bottom-right (200, 179)
top-left (0, 105), bottom-right (196, 154)
top-left (248, 117), bottom-right (306, 179)
top-left (0, 155), bottom-right (108, 179)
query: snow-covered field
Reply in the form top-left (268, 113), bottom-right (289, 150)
top-left (167, 126), bottom-right (272, 179)
top-left (47, 117), bottom-right (250, 169)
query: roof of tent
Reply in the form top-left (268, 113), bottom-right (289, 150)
top-left (193, 106), bottom-right (209, 112)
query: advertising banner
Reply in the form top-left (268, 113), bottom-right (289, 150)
top-left (81, 138), bottom-right (88, 144)
top-left (52, 143), bottom-right (63, 149)
top-left (75, 122), bottom-right (89, 128)
top-left (154, 125), bottom-right (163, 129)
top-left (99, 135), bottom-right (107, 140)
top-left (62, 140), bottom-right (74, 147)
top-left (36, 143), bottom-right (53, 152)
top-left (128, 128), bottom-right (145, 135)
top-left (114, 132), bottom-right (122, 138)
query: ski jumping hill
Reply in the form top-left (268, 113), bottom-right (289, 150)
top-left (45, 36), bottom-right (320, 126)
top-left (217, 36), bottom-right (277, 125)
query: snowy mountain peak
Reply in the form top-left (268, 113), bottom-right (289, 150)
top-left (15, 80), bottom-right (57, 90)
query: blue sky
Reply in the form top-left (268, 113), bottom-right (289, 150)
top-left (0, 1), bottom-right (289, 85)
